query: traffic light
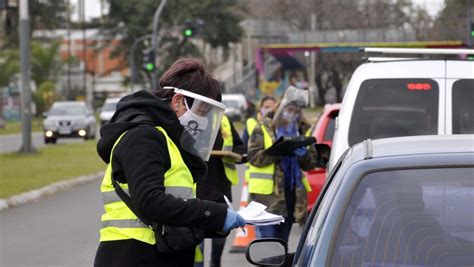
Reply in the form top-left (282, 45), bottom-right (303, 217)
top-left (142, 49), bottom-right (155, 72)
top-left (183, 20), bottom-right (195, 38)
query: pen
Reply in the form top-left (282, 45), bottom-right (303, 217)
top-left (223, 195), bottom-right (246, 234)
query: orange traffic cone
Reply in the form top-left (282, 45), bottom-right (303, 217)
top-left (229, 180), bottom-right (256, 253)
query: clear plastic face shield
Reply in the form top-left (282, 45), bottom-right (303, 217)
top-left (163, 86), bottom-right (227, 161)
top-left (273, 86), bottom-right (309, 128)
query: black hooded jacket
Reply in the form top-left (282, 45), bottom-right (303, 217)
top-left (97, 90), bottom-right (227, 232)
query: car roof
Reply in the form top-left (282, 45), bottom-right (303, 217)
top-left (52, 101), bottom-right (85, 106)
top-left (345, 135), bottom-right (474, 163)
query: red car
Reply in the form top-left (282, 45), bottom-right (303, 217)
top-left (306, 103), bottom-right (341, 212)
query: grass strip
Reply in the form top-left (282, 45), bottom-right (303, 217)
top-left (0, 119), bottom-right (43, 136)
top-left (0, 140), bottom-right (105, 198)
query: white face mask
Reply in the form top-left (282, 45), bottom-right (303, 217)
top-left (260, 107), bottom-right (272, 118)
top-left (282, 110), bottom-right (298, 122)
top-left (179, 99), bottom-right (209, 137)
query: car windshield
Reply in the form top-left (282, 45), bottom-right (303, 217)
top-left (49, 104), bottom-right (86, 116)
top-left (349, 79), bottom-right (439, 146)
top-left (102, 101), bottom-right (118, 112)
top-left (222, 99), bottom-right (241, 109)
top-left (329, 167), bottom-right (474, 267)
top-left (452, 79), bottom-right (474, 134)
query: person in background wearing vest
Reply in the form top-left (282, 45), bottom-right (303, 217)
top-left (242, 96), bottom-right (277, 182)
top-left (247, 86), bottom-right (322, 243)
top-left (196, 114), bottom-right (246, 267)
top-left (94, 59), bottom-right (246, 267)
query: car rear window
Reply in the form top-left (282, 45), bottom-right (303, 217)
top-left (349, 79), bottom-right (438, 146)
top-left (452, 79), bottom-right (474, 134)
top-left (330, 167), bottom-right (474, 267)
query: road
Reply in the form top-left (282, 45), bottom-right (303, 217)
top-left (0, 165), bottom-right (304, 267)
top-left (0, 133), bottom-right (91, 154)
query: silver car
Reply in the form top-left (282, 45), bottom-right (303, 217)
top-left (43, 101), bottom-right (96, 144)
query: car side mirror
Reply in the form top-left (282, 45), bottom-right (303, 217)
top-left (315, 143), bottom-right (331, 168)
top-left (246, 238), bottom-right (288, 266)
top-left (42, 112), bottom-right (48, 118)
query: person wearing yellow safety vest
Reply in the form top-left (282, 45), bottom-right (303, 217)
top-left (94, 59), bottom-right (245, 267)
top-left (196, 114), bottom-right (245, 267)
top-left (247, 86), bottom-right (322, 244)
top-left (242, 96), bottom-right (277, 182)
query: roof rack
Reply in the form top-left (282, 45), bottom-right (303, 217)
top-left (361, 47), bottom-right (474, 55)
top-left (361, 47), bottom-right (474, 62)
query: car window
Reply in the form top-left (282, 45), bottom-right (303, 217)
top-left (349, 79), bottom-right (439, 146)
top-left (329, 167), bottom-right (474, 267)
top-left (102, 101), bottom-right (118, 112)
top-left (323, 111), bottom-right (338, 141)
top-left (49, 105), bottom-right (86, 116)
top-left (452, 79), bottom-right (474, 134)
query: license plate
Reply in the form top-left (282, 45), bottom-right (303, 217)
top-left (59, 128), bottom-right (72, 135)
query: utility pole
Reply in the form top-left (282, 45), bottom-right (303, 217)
top-left (151, 0), bottom-right (167, 91)
top-left (19, 0), bottom-right (35, 153)
top-left (468, 0), bottom-right (473, 47)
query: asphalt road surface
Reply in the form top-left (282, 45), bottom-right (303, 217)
top-left (0, 165), bottom-right (304, 267)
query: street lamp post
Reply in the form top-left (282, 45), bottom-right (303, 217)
top-left (129, 34), bottom-right (152, 92)
top-left (19, 0), bottom-right (35, 153)
top-left (150, 0), bottom-right (167, 91)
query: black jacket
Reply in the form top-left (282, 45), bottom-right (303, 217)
top-left (95, 90), bottom-right (227, 266)
top-left (196, 120), bottom-right (245, 203)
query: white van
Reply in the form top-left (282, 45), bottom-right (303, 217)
top-left (328, 48), bottom-right (474, 171)
top-left (221, 94), bottom-right (249, 122)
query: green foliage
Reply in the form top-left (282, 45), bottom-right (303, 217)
top-left (32, 81), bottom-right (58, 115)
top-left (4, 0), bottom-right (68, 48)
top-left (31, 41), bottom-right (62, 86)
top-left (0, 49), bottom-right (19, 87)
top-left (102, 0), bottom-right (244, 81)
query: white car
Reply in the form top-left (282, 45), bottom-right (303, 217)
top-left (328, 48), bottom-right (474, 171)
top-left (221, 94), bottom-right (249, 122)
top-left (99, 97), bottom-right (121, 126)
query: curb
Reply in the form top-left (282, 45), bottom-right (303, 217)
top-left (0, 171), bottom-right (104, 212)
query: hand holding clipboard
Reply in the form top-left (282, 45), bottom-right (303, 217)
top-left (262, 136), bottom-right (316, 157)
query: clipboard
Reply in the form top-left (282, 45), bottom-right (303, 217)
top-left (210, 150), bottom-right (243, 162)
top-left (263, 136), bottom-right (316, 157)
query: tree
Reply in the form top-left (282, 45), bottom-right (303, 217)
top-left (4, 0), bottom-right (68, 48)
top-left (0, 49), bottom-right (19, 87)
top-left (30, 41), bottom-right (62, 114)
top-left (431, 0), bottom-right (469, 41)
top-left (31, 41), bottom-right (62, 87)
top-left (101, 0), bottom-right (244, 83)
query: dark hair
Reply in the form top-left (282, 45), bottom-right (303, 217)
top-left (259, 95), bottom-right (276, 107)
top-left (155, 58), bottom-right (221, 102)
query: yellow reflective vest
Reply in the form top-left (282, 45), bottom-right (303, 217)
top-left (248, 123), bottom-right (312, 195)
top-left (99, 126), bottom-right (195, 245)
top-left (220, 115), bottom-right (238, 185)
top-left (244, 117), bottom-right (259, 182)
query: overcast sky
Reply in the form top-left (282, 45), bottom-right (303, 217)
top-left (70, 0), bottom-right (446, 21)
